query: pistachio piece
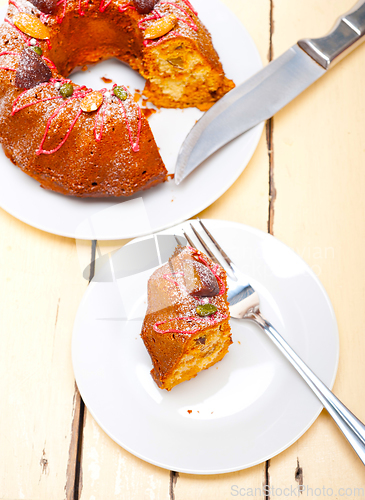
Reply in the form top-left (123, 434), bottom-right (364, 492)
top-left (59, 83), bottom-right (74, 98)
top-left (31, 46), bottom-right (43, 56)
top-left (113, 86), bottom-right (128, 100)
top-left (196, 304), bottom-right (217, 317)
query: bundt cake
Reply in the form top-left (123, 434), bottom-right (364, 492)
top-left (141, 245), bottom-right (232, 390)
top-left (0, 0), bottom-right (234, 197)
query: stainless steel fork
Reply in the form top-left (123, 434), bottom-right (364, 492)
top-left (180, 219), bottom-right (365, 466)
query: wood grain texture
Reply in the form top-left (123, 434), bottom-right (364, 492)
top-left (0, 210), bottom-right (89, 499)
top-left (269, 0), bottom-right (365, 492)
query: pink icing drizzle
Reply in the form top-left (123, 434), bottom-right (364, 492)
top-left (56, 0), bottom-right (67, 23)
top-left (37, 105), bottom-right (83, 154)
top-left (11, 80), bottom-right (141, 154)
top-left (11, 81), bottom-right (91, 155)
top-left (36, 85), bottom-right (91, 154)
top-left (114, 84), bottom-right (142, 152)
top-left (11, 80), bottom-right (63, 114)
top-left (161, 1), bottom-right (197, 30)
top-left (9, 0), bottom-right (21, 10)
top-left (94, 103), bottom-right (106, 141)
top-left (40, 12), bottom-right (50, 22)
top-left (180, 0), bottom-right (197, 15)
top-left (99, 0), bottom-right (112, 12)
top-left (42, 55), bottom-right (56, 69)
top-left (5, 18), bottom-right (30, 44)
top-left (78, 0), bottom-right (89, 16)
top-left (118, 2), bottom-right (136, 12)
top-left (162, 272), bottom-right (184, 288)
top-left (93, 88), bottom-right (108, 141)
top-left (137, 9), bottom-right (161, 29)
top-left (0, 50), bottom-right (19, 71)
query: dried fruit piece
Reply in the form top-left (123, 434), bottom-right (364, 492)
top-left (59, 83), bottom-right (73, 98)
top-left (144, 13), bottom-right (177, 39)
top-left (13, 13), bottom-right (50, 39)
top-left (15, 47), bottom-right (52, 89)
top-left (28, 0), bottom-right (58, 14)
top-left (113, 86), bottom-right (128, 100)
top-left (31, 46), bottom-right (43, 56)
top-left (167, 56), bottom-right (184, 68)
top-left (196, 304), bottom-right (217, 317)
top-left (133, 0), bottom-right (159, 14)
top-left (80, 91), bottom-right (103, 112)
top-left (183, 260), bottom-right (219, 297)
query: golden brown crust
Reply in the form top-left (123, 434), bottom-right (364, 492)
top-left (0, 0), bottom-right (234, 196)
top-left (141, 245), bottom-right (232, 390)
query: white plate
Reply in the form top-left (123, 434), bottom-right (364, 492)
top-left (0, 1), bottom-right (263, 240)
top-left (72, 220), bottom-right (339, 474)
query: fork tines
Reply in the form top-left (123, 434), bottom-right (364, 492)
top-left (180, 219), bottom-right (235, 277)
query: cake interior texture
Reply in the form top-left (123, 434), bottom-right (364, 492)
top-left (141, 245), bottom-right (232, 390)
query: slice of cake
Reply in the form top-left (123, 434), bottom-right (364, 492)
top-left (141, 245), bottom-right (232, 390)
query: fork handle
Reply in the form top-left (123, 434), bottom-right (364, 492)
top-left (249, 311), bottom-right (365, 465)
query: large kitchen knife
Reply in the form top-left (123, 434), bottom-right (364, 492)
top-left (175, 1), bottom-right (365, 185)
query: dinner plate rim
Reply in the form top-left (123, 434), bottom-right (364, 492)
top-left (72, 219), bottom-right (339, 474)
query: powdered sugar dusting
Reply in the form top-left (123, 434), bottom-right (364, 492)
top-left (147, 246), bottom-right (229, 335)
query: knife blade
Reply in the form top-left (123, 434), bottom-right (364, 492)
top-left (175, 0), bottom-right (365, 185)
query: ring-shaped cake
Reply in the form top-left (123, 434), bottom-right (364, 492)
top-left (0, 0), bottom-right (234, 197)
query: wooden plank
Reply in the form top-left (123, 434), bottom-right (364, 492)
top-left (268, 0), bottom-right (365, 491)
top-left (0, 209), bottom-right (90, 499)
top-left (79, 1), bottom-right (272, 499)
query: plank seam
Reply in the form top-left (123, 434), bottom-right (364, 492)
top-left (64, 240), bottom-right (97, 500)
top-left (75, 240), bottom-right (97, 500)
top-left (295, 458), bottom-right (303, 492)
top-left (267, 0), bottom-right (276, 236)
top-left (169, 470), bottom-right (179, 500)
top-left (264, 459), bottom-right (271, 500)
top-left (265, 1), bottom-right (274, 493)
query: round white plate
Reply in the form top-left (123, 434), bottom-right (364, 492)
top-left (0, 1), bottom-right (263, 240)
top-left (72, 220), bottom-right (339, 474)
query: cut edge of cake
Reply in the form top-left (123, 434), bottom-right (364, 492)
top-left (140, 245), bottom-right (232, 391)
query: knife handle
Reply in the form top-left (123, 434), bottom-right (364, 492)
top-left (298, 0), bottom-right (365, 69)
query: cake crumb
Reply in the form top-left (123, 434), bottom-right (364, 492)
top-left (142, 108), bottom-right (156, 119)
top-left (101, 76), bottom-right (113, 84)
top-left (187, 410), bottom-right (192, 414)
top-left (81, 65), bottom-right (88, 71)
top-left (238, 341), bottom-right (241, 345)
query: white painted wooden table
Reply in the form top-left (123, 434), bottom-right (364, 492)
top-left (1, 1), bottom-right (365, 498)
